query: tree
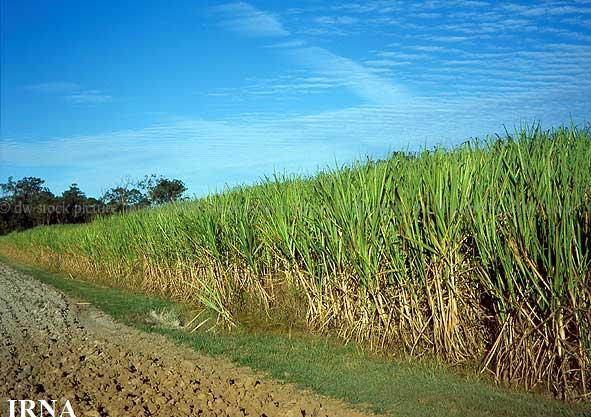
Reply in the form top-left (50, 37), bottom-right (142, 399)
top-left (101, 175), bottom-right (187, 212)
top-left (1, 176), bottom-right (51, 200)
top-left (0, 174), bottom-right (191, 235)
top-left (101, 186), bottom-right (147, 213)
top-left (149, 178), bottom-right (187, 205)
top-left (61, 183), bottom-right (87, 223)
top-left (0, 176), bottom-right (55, 230)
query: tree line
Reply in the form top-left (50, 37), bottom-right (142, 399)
top-left (0, 175), bottom-right (187, 235)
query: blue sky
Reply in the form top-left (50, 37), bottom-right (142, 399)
top-left (1, 0), bottom-right (590, 197)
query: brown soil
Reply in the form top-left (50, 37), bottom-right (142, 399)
top-left (0, 263), bottom-right (379, 417)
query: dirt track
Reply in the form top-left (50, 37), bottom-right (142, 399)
top-left (0, 263), bottom-right (377, 417)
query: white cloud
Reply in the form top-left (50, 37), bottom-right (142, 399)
top-left (211, 2), bottom-right (289, 37)
top-left (313, 16), bottom-right (358, 25)
top-left (24, 82), bottom-right (81, 94)
top-left (503, 3), bottom-right (591, 17)
top-left (364, 59), bottom-right (413, 67)
top-left (6, 0), bottom-right (591, 197)
top-left (286, 46), bottom-right (408, 104)
top-left (65, 90), bottom-right (112, 104)
top-left (211, 3), bottom-right (406, 105)
top-left (265, 39), bottom-right (307, 49)
top-left (3, 94), bottom-right (585, 196)
top-left (426, 35), bottom-right (470, 43)
top-left (25, 82), bottom-right (112, 104)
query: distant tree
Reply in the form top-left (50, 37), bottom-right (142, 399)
top-left (149, 178), bottom-right (187, 205)
top-left (60, 183), bottom-right (87, 223)
top-left (1, 176), bottom-right (51, 200)
top-left (101, 186), bottom-right (147, 213)
top-left (0, 174), bottom-right (191, 235)
top-left (0, 176), bottom-right (56, 230)
top-left (0, 194), bottom-right (12, 235)
top-left (135, 175), bottom-right (187, 205)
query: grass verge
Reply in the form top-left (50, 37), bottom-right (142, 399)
top-left (2, 254), bottom-right (589, 417)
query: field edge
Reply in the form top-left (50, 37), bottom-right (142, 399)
top-left (1, 253), bottom-right (589, 417)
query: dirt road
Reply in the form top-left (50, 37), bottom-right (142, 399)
top-left (0, 263), bottom-right (376, 417)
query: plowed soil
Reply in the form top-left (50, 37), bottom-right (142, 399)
top-left (0, 263), bottom-right (378, 417)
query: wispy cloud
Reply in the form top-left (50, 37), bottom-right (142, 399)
top-left (208, 1), bottom-right (591, 113)
top-left (24, 82), bottom-right (81, 94)
top-left (425, 35), bottom-right (470, 43)
top-left (210, 2), bottom-right (289, 37)
top-left (65, 90), bottom-right (112, 104)
top-left (25, 82), bottom-right (112, 104)
top-left (364, 59), bottom-right (413, 67)
top-left (212, 2), bottom-right (406, 105)
top-left (286, 46), bottom-right (407, 104)
top-left (2, 95), bottom-right (584, 196)
top-left (313, 16), bottom-right (358, 25)
top-left (4, 0), bottom-right (591, 198)
top-left (264, 39), bottom-right (307, 49)
top-left (502, 3), bottom-right (591, 17)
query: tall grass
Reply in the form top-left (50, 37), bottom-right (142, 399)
top-left (2, 125), bottom-right (590, 399)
